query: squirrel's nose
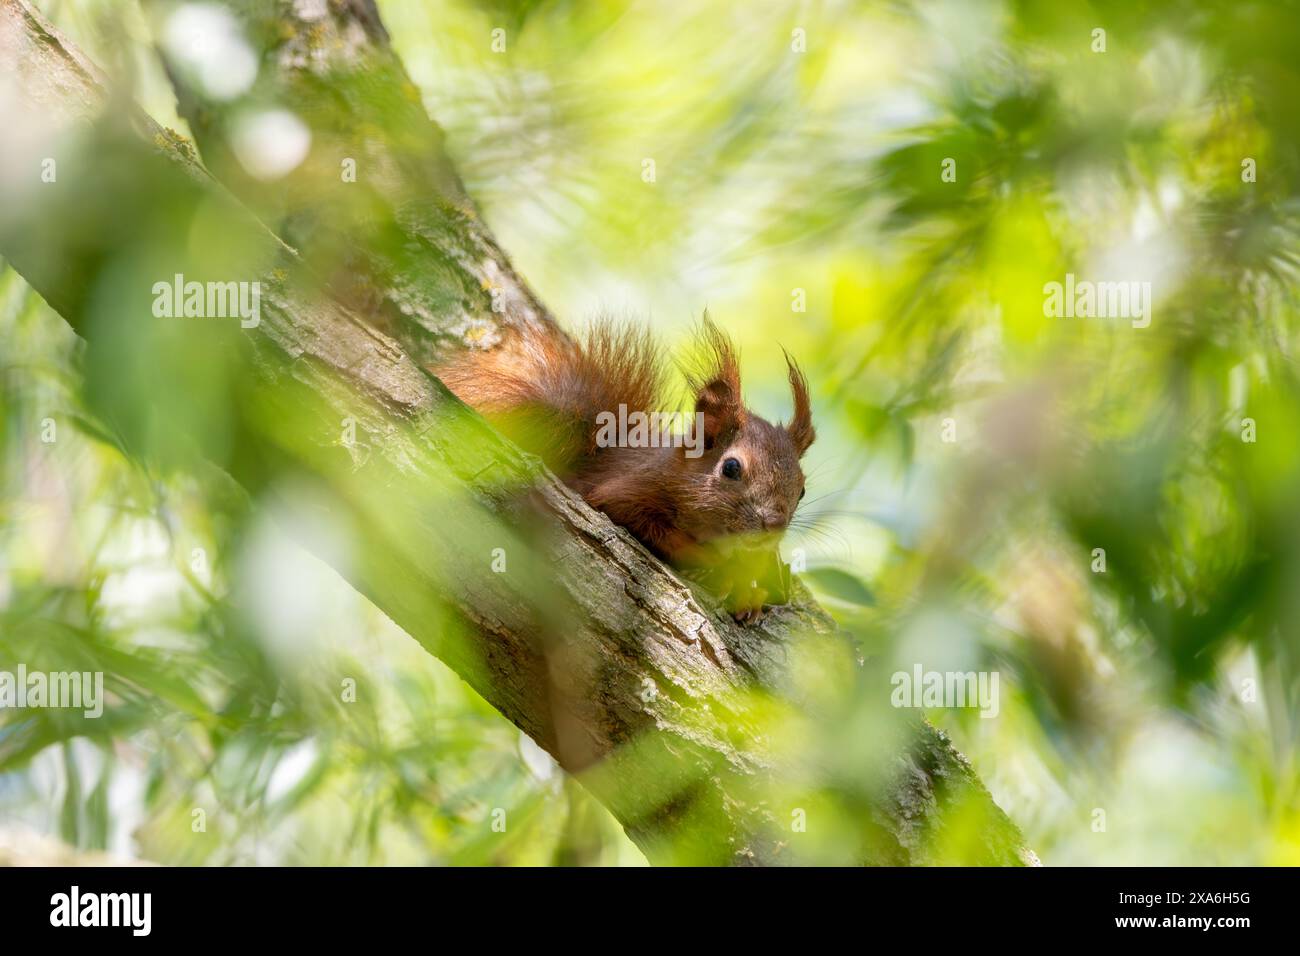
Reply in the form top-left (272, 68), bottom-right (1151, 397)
top-left (761, 509), bottom-right (788, 531)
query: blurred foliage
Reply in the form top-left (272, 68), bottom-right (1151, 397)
top-left (3, 0), bottom-right (1300, 864)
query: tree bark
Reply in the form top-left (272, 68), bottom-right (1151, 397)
top-left (151, 0), bottom-right (552, 371)
top-left (0, 0), bottom-right (1036, 865)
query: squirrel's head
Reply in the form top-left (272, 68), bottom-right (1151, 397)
top-left (676, 320), bottom-right (816, 548)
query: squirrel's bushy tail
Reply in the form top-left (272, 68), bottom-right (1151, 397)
top-left (434, 319), bottom-right (667, 473)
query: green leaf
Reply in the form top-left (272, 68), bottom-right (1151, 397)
top-left (802, 567), bottom-right (876, 607)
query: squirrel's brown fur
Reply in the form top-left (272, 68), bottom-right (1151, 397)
top-left (434, 317), bottom-right (815, 585)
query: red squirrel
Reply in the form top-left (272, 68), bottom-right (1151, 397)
top-left (435, 316), bottom-right (815, 621)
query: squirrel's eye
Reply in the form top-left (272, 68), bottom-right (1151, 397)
top-left (799, 487), bottom-right (806, 500)
top-left (721, 457), bottom-right (743, 480)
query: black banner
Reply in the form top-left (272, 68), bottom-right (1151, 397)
top-left (0, 866), bottom-right (1284, 942)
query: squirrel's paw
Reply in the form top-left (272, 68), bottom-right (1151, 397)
top-left (695, 551), bottom-right (791, 626)
top-left (725, 583), bottom-right (771, 625)
top-left (730, 605), bottom-right (769, 625)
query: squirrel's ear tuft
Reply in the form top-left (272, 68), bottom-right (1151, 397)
top-left (687, 312), bottom-right (744, 448)
top-left (784, 351), bottom-right (816, 455)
